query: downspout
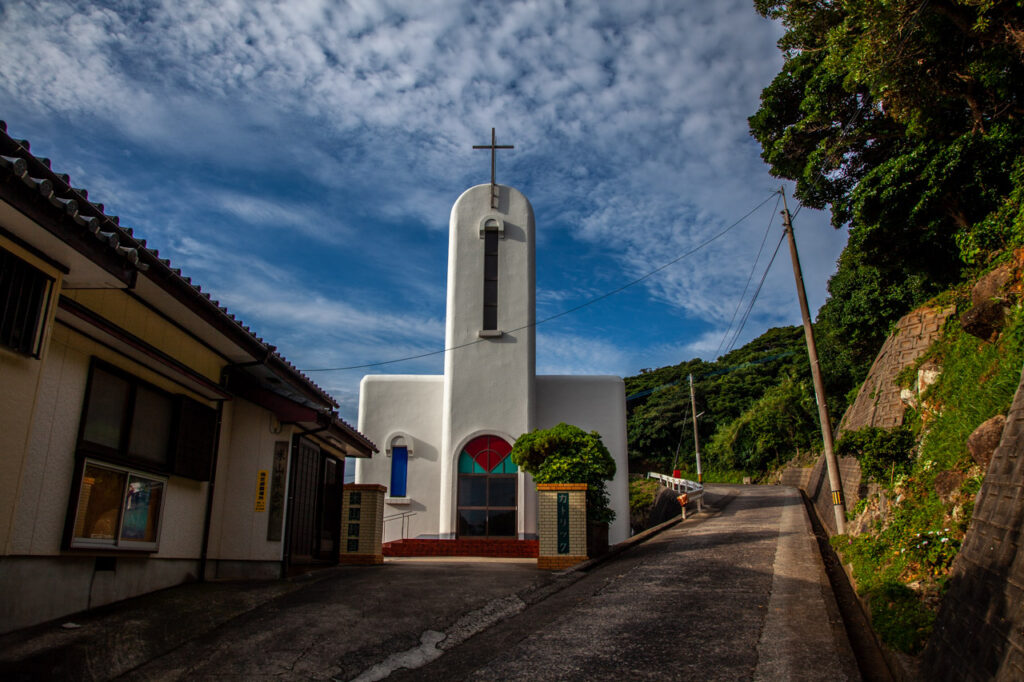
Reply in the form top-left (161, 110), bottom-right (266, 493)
top-left (198, 399), bottom-right (226, 582)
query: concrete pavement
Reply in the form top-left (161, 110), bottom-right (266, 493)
top-left (392, 485), bottom-right (860, 681)
top-left (0, 485), bottom-right (861, 681)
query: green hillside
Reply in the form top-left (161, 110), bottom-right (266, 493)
top-left (625, 325), bottom-right (824, 480)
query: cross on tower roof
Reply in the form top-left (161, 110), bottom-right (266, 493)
top-left (473, 127), bottom-right (513, 209)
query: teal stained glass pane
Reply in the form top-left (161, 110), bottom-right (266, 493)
top-left (495, 455), bottom-right (517, 473)
top-left (459, 451), bottom-right (489, 474)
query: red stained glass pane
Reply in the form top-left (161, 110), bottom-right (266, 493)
top-left (463, 435), bottom-right (511, 473)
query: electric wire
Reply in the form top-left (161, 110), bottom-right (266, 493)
top-left (724, 229), bottom-right (787, 354)
top-left (715, 192), bottom-right (781, 358)
top-left (302, 192), bottom-right (780, 372)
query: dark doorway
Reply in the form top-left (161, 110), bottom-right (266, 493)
top-left (285, 437), bottom-right (342, 568)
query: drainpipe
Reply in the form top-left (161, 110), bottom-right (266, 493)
top-left (198, 400), bottom-right (226, 582)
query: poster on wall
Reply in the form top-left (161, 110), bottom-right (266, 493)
top-left (120, 475), bottom-right (164, 543)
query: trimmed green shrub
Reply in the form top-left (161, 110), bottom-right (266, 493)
top-left (512, 423), bottom-right (617, 524)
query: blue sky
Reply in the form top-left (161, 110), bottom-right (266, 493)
top-left (0, 0), bottom-right (848, 424)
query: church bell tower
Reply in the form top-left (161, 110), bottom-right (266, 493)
top-left (437, 176), bottom-right (536, 538)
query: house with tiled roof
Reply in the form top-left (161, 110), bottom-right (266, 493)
top-left (0, 122), bottom-right (376, 634)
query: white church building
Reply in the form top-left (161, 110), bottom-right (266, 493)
top-left (356, 170), bottom-right (630, 550)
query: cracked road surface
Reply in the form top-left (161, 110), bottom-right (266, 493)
top-left (391, 485), bottom-right (860, 682)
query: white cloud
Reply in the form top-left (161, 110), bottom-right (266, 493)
top-left (0, 0), bottom-right (850, 412)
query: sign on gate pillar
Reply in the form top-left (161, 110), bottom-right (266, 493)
top-left (536, 483), bottom-right (587, 570)
top-left (339, 484), bottom-right (387, 564)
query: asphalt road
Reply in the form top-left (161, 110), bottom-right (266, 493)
top-left (1, 485), bottom-right (861, 681)
top-left (389, 485), bottom-right (860, 682)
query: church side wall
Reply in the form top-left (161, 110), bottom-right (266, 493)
top-left (536, 376), bottom-right (630, 545)
top-left (357, 375), bottom-right (444, 542)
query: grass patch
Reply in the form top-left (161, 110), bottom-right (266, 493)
top-left (629, 476), bottom-right (661, 515)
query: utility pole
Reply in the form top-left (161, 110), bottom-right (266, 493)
top-left (781, 188), bottom-right (846, 533)
top-left (688, 374), bottom-right (703, 484)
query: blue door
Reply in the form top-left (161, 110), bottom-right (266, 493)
top-left (390, 446), bottom-right (408, 497)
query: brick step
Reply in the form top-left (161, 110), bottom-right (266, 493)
top-left (382, 538), bottom-right (539, 558)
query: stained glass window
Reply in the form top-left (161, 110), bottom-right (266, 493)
top-left (456, 435), bottom-right (517, 537)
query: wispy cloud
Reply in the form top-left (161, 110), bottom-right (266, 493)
top-left (0, 0), bottom-right (848, 418)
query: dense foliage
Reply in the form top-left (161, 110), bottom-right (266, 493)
top-left (624, 326), bottom-right (828, 479)
top-left (750, 0), bottom-right (1024, 397)
top-left (511, 423), bottom-right (617, 523)
top-left (836, 425), bottom-right (916, 484)
top-left (705, 376), bottom-right (819, 472)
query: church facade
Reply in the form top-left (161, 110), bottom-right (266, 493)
top-left (356, 183), bottom-right (630, 547)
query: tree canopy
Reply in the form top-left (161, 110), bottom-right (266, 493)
top-left (750, 0), bottom-right (1024, 388)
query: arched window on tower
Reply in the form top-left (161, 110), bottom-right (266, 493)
top-left (388, 436), bottom-right (409, 498)
top-left (480, 217), bottom-right (503, 331)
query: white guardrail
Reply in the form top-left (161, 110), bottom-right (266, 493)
top-left (647, 472), bottom-right (704, 514)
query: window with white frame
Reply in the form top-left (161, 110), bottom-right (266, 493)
top-left (71, 460), bottom-right (166, 550)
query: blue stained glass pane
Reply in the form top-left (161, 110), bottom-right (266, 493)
top-left (458, 452), bottom-right (474, 473)
top-left (390, 447), bottom-right (408, 497)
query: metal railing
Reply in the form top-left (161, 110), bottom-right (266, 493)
top-left (647, 472), bottom-right (704, 513)
top-left (383, 510), bottom-right (417, 540)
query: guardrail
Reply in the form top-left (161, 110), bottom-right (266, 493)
top-left (383, 510), bottom-right (417, 540)
top-left (647, 472), bottom-right (704, 512)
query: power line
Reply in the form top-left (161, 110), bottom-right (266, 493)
top-left (724, 229), bottom-right (787, 354)
top-left (302, 192), bottom-right (780, 372)
top-left (716, 193), bottom-right (781, 357)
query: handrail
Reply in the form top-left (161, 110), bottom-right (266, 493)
top-left (647, 472), bottom-right (704, 512)
top-left (383, 510), bottom-right (417, 540)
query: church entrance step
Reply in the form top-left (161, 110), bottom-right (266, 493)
top-left (382, 538), bottom-right (539, 558)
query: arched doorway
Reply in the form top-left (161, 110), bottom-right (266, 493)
top-left (456, 435), bottom-right (517, 537)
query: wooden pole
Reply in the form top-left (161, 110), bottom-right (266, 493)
top-left (780, 189), bottom-right (846, 534)
top-left (689, 374), bottom-right (703, 484)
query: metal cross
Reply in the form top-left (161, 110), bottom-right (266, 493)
top-left (473, 127), bottom-right (513, 208)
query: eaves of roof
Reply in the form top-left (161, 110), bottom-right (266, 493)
top-left (0, 121), bottom-right (375, 452)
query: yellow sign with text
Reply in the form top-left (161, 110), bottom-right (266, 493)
top-left (255, 470), bottom-right (269, 512)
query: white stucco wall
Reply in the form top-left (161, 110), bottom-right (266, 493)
top-left (357, 375), bottom-right (444, 542)
top-left (207, 398), bottom-right (287, 563)
top-left (536, 375), bottom-right (631, 545)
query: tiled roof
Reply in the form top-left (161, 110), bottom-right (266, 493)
top-left (0, 121), bottom-right (375, 453)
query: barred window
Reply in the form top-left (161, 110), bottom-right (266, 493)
top-left (0, 245), bottom-right (54, 357)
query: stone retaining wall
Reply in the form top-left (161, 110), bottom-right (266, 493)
top-left (839, 305), bottom-right (952, 434)
top-left (922, 367), bottom-right (1024, 681)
